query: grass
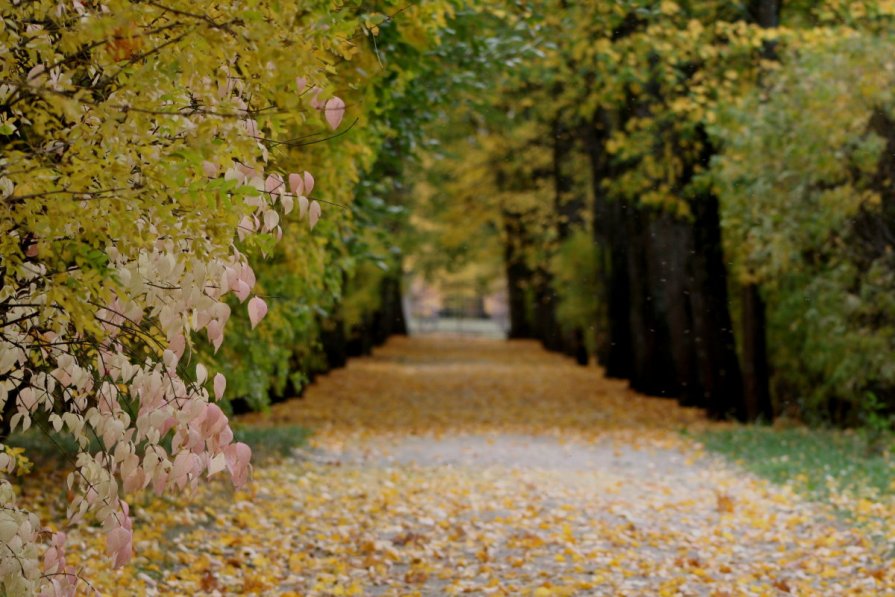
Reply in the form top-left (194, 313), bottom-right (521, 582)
top-left (232, 424), bottom-right (310, 461)
top-left (4, 423), bottom-right (310, 467)
top-left (697, 426), bottom-right (895, 503)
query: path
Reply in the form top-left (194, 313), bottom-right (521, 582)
top-left (89, 337), bottom-right (892, 595)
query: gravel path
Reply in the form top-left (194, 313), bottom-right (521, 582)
top-left (85, 336), bottom-right (894, 595)
top-left (291, 431), bottom-right (886, 595)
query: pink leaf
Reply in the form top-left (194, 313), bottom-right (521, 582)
top-left (295, 76), bottom-right (307, 93)
top-left (309, 200), bottom-right (321, 230)
top-left (212, 302), bottom-right (231, 324)
top-left (224, 442), bottom-right (252, 487)
top-left (171, 451), bottom-right (194, 489)
top-left (288, 173), bottom-right (304, 196)
top-left (265, 173), bottom-right (284, 197)
top-left (169, 334), bottom-right (186, 359)
top-left (235, 163), bottom-right (258, 181)
top-left (233, 280), bottom-right (251, 303)
top-left (247, 297), bottom-right (268, 329)
top-left (223, 266), bottom-right (239, 292)
top-left (303, 171), bottom-right (315, 195)
top-left (152, 469), bottom-right (168, 494)
top-left (202, 161), bottom-right (219, 178)
top-left (106, 527), bottom-right (132, 569)
top-left (298, 196), bottom-right (309, 219)
top-left (213, 373), bottom-right (226, 401)
top-left (240, 264), bottom-right (256, 288)
top-left (324, 96), bottom-right (346, 129)
top-left (122, 468), bottom-right (145, 494)
top-left (206, 319), bottom-right (223, 343)
top-left (237, 215), bottom-right (254, 241)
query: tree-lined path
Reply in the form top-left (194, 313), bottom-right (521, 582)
top-left (76, 337), bottom-right (892, 595)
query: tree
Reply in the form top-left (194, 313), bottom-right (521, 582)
top-left (0, 0), bottom-right (369, 592)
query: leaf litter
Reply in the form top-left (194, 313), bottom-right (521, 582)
top-left (25, 336), bottom-right (895, 594)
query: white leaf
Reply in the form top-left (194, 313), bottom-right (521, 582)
top-left (208, 452), bottom-right (227, 477)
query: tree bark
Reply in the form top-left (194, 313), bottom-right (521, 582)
top-left (624, 207), bottom-right (681, 396)
top-left (741, 283), bottom-right (773, 420)
top-left (748, 0), bottom-right (780, 28)
top-left (534, 265), bottom-right (562, 351)
top-left (585, 112), bottom-right (634, 378)
top-left (688, 186), bottom-right (746, 420)
top-left (503, 209), bottom-right (534, 339)
top-left (371, 273), bottom-right (407, 345)
top-left (552, 116), bottom-right (587, 360)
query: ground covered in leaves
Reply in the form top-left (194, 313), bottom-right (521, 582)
top-left (31, 337), bottom-right (895, 594)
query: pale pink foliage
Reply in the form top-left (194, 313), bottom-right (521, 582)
top-left (247, 296), bottom-right (269, 329)
top-left (309, 200), bottom-right (322, 230)
top-left (213, 373), bottom-right (227, 401)
top-left (325, 96), bottom-right (346, 129)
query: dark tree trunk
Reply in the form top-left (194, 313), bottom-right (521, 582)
top-left (371, 273), bottom-right (407, 345)
top-left (534, 266), bottom-right (562, 351)
top-left (741, 283), bottom-right (773, 420)
top-left (552, 116), bottom-right (587, 360)
top-left (346, 315), bottom-right (376, 357)
top-left (320, 316), bottom-right (348, 370)
top-left (603, 227), bottom-right (634, 378)
top-left (748, 0), bottom-right (780, 28)
top-left (688, 187), bottom-right (746, 420)
top-left (625, 207), bottom-right (679, 396)
top-left (652, 213), bottom-right (701, 405)
top-left (584, 112), bottom-right (634, 378)
top-left (503, 210), bottom-right (534, 339)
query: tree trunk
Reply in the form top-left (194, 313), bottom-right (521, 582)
top-left (741, 283), bottom-right (772, 420)
top-left (625, 207), bottom-right (679, 396)
top-left (652, 213), bottom-right (701, 405)
top-left (689, 187), bottom-right (746, 420)
top-left (584, 112), bottom-right (634, 378)
top-left (534, 265), bottom-right (561, 351)
top-left (371, 273), bottom-right (407, 345)
top-left (748, 0), bottom-right (780, 29)
top-left (552, 116), bottom-right (587, 360)
top-left (503, 209), bottom-right (534, 339)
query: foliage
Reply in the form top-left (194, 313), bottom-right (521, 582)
top-left (550, 231), bottom-right (602, 354)
top-left (713, 33), bottom-right (895, 421)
